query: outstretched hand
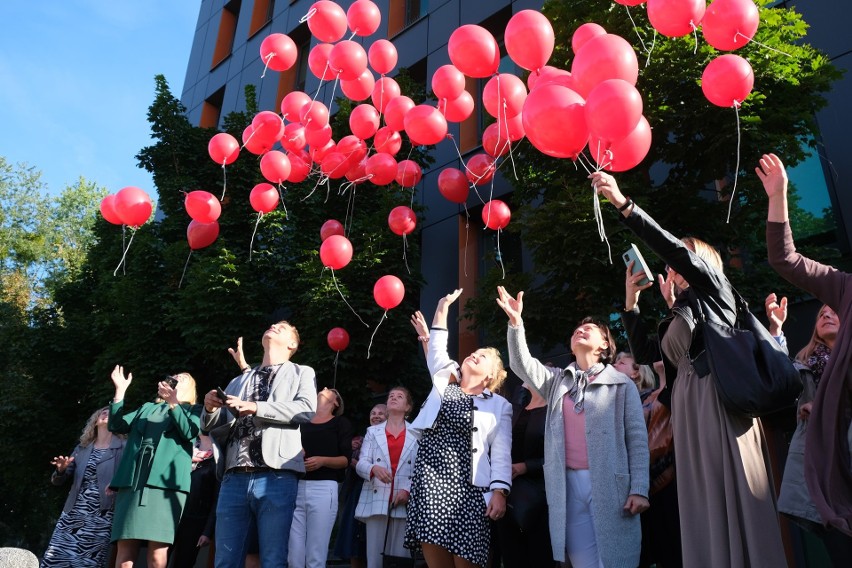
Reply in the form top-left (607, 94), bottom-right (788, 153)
top-left (589, 171), bottom-right (629, 211)
top-left (111, 365), bottom-right (132, 398)
top-left (496, 286), bottom-right (524, 326)
top-left (51, 455), bottom-right (75, 474)
top-left (755, 153), bottom-right (788, 200)
top-left (657, 270), bottom-right (676, 309)
top-left (765, 293), bottom-right (788, 336)
top-left (432, 289), bottom-right (463, 329)
top-left (228, 337), bottom-right (249, 371)
top-left (438, 289), bottom-right (463, 307)
top-left (410, 310), bottom-right (429, 339)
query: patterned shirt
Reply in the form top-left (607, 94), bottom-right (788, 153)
top-left (226, 364), bottom-right (282, 470)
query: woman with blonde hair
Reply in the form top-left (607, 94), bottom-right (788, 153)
top-left (593, 170), bottom-right (786, 567)
top-left (108, 367), bottom-right (201, 568)
top-left (404, 290), bottom-right (512, 568)
top-left (43, 407), bottom-right (125, 567)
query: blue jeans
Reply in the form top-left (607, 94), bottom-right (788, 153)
top-left (215, 469), bottom-right (299, 568)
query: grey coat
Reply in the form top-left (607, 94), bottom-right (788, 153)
top-left (51, 436), bottom-right (126, 514)
top-left (507, 325), bottom-right (649, 567)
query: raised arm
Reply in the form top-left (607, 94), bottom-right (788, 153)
top-left (426, 290), bottom-right (463, 377)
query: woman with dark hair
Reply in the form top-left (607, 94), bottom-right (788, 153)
top-left (42, 407), bottom-right (125, 567)
top-left (404, 289), bottom-right (512, 568)
top-left (288, 387), bottom-right (353, 568)
top-left (355, 387), bottom-right (418, 567)
top-left (592, 170), bottom-right (786, 567)
top-left (498, 287), bottom-right (649, 568)
top-left (108, 366), bottom-right (201, 568)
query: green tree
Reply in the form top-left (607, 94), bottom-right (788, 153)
top-left (467, 0), bottom-right (842, 350)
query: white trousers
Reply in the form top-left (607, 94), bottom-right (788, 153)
top-left (287, 479), bottom-right (339, 568)
top-left (364, 515), bottom-right (408, 568)
top-left (565, 468), bottom-right (604, 568)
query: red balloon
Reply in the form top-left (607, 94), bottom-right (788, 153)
top-left (530, 68), bottom-right (576, 92)
top-left (260, 33), bottom-right (297, 72)
top-left (347, 0), bottom-right (381, 37)
top-left (368, 39), bottom-right (398, 75)
top-left (615, 0), bottom-right (646, 6)
top-left (646, 0), bottom-right (706, 38)
top-left (187, 220), bottom-right (220, 250)
top-left (251, 111), bottom-right (285, 145)
top-left (499, 112), bottom-right (526, 141)
top-left (184, 190), bottom-right (221, 223)
top-left (482, 200), bottom-right (511, 230)
top-left (483, 73), bottom-right (528, 119)
top-left (388, 205), bottom-right (417, 236)
top-left (404, 105), bottom-right (448, 146)
top-left (702, 0), bottom-right (760, 51)
top-left (329, 40), bottom-right (368, 81)
top-left (466, 154), bottom-right (496, 186)
top-left (327, 327), bottom-right (350, 352)
top-left (572, 23), bottom-right (607, 55)
top-left (432, 64), bottom-right (466, 101)
top-left (300, 100), bottom-right (330, 129)
top-left (396, 160), bottom-right (422, 187)
top-left (287, 151), bottom-right (312, 182)
top-left (321, 219), bottom-right (345, 241)
top-left (320, 234), bottom-right (353, 270)
top-left (308, 43), bottom-right (336, 80)
top-left (100, 194), bottom-right (123, 225)
top-left (527, 65), bottom-right (559, 90)
top-left (365, 153), bottom-right (398, 186)
top-left (571, 34), bottom-right (639, 97)
top-left (281, 122), bottom-right (307, 152)
top-left (208, 133), bottom-right (240, 165)
top-left (281, 91), bottom-right (312, 121)
top-left (504, 10), bottom-right (555, 72)
top-left (584, 79), bottom-right (643, 143)
top-left (437, 168), bottom-right (469, 204)
top-left (448, 25), bottom-right (499, 78)
top-left (482, 123), bottom-right (510, 158)
top-left (522, 84), bottom-right (588, 159)
top-left (321, 152), bottom-right (351, 179)
top-left (309, 140), bottom-right (336, 164)
top-left (589, 115), bottom-right (652, 172)
top-left (345, 158), bottom-right (368, 183)
top-left (341, 68), bottom-right (376, 102)
top-left (374, 127), bottom-right (402, 155)
top-left (439, 91), bottom-right (475, 123)
top-left (384, 96), bottom-right (415, 131)
top-left (371, 77), bottom-right (401, 113)
top-left (373, 275), bottom-right (405, 310)
top-left (337, 135), bottom-right (368, 165)
top-left (259, 151), bottom-right (292, 185)
top-left (307, 1), bottom-right (347, 42)
top-left (114, 186), bottom-right (153, 228)
top-left (242, 125), bottom-right (271, 155)
top-left (350, 104), bottom-right (380, 140)
top-left (701, 54), bottom-right (754, 107)
top-left (250, 183), bottom-right (279, 213)
top-left (304, 122), bottom-right (333, 148)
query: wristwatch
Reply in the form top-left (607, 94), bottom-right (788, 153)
top-left (495, 488), bottom-right (509, 497)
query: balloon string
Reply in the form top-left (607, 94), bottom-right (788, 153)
top-left (121, 225), bottom-right (127, 276)
top-left (249, 212), bottom-right (263, 261)
top-left (261, 53), bottom-right (273, 79)
top-left (734, 32), bottom-right (793, 57)
top-left (240, 125), bottom-right (258, 150)
top-left (178, 249), bottom-right (193, 288)
top-left (331, 269), bottom-right (370, 327)
top-left (277, 186), bottom-right (289, 218)
top-left (344, 187), bottom-right (357, 238)
top-left (302, 175), bottom-right (329, 201)
top-left (113, 228), bottom-right (137, 276)
top-left (592, 184), bottom-right (613, 265)
top-left (624, 7), bottom-right (648, 55)
top-left (333, 351), bottom-right (339, 388)
top-left (691, 22), bottom-right (699, 55)
top-left (402, 233), bottom-right (411, 275)
top-left (220, 162), bottom-right (228, 200)
top-left (496, 229), bottom-right (505, 280)
top-left (645, 30), bottom-right (657, 68)
top-left (463, 203), bottom-right (470, 278)
top-left (366, 310), bottom-right (387, 359)
top-left (446, 135), bottom-right (487, 205)
top-left (299, 7), bottom-right (317, 23)
top-left (726, 103), bottom-right (742, 224)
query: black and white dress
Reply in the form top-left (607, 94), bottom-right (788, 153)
top-left (42, 448), bottom-right (114, 568)
top-left (405, 383), bottom-right (489, 566)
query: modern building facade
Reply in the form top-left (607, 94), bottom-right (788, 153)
top-left (180, 0), bottom-right (851, 358)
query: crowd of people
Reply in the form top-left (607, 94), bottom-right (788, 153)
top-left (41, 154), bottom-right (852, 567)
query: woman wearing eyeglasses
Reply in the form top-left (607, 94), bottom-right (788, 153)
top-left (107, 366), bottom-right (201, 568)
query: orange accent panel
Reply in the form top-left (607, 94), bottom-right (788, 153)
top-left (212, 9), bottom-right (238, 67)
top-left (458, 216), bottom-right (479, 357)
top-left (200, 101), bottom-right (221, 129)
top-left (276, 65), bottom-right (297, 110)
top-left (459, 77), bottom-right (479, 153)
top-left (388, 0), bottom-right (404, 37)
top-left (249, 0), bottom-right (272, 37)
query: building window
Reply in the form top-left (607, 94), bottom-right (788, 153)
top-left (249, 0), bottom-right (275, 37)
top-left (388, 0), bottom-right (428, 37)
top-left (212, 0), bottom-right (242, 68)
top-left (405, 0), bottom-right (428, 27)
top-left (787, 142), bottom-right (837, 239)
top-left (200, 86), bottom-right (226, 128)
top-left (276, 24), bottom-right (310, 109)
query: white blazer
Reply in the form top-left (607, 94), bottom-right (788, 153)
top-left (409, 328), bottom-right (512, 495)
top-left (354, 421), bottom-right (418, 520)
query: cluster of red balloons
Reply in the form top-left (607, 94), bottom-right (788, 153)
top-left (100, 186), bottom-right (154, 229)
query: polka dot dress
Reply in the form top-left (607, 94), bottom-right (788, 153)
top-left (405, 383), bottom-right (489, 566)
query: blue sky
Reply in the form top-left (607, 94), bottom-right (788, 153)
top-left (0, 1), bottom-right (199, 197)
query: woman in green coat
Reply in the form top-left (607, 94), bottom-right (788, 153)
top-left (108, 364), bottom-right (201, 568)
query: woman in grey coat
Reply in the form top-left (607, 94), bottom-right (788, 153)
top-left (497, 287), bottom-right (649, 568)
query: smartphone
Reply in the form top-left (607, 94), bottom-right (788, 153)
top-left (622, 243), bottom-right (653, 287)
top-left (216, 387), bottom-right (228, 402)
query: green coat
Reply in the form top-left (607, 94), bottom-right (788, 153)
top-left (108, 400), bottom-right (201, 493)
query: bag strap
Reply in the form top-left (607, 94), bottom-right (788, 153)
top-left (382, 467), bottom-right (398, 555)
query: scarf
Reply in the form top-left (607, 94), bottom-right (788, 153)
top-left (805, 342), bottom-right (831, 389)
top-left (567, 362), bottom-right (605, 413)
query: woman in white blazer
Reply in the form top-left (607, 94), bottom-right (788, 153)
top-left (354, 387), bottom-right (418, 567)
top-left (404, 289), bottom-right (512, 568)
